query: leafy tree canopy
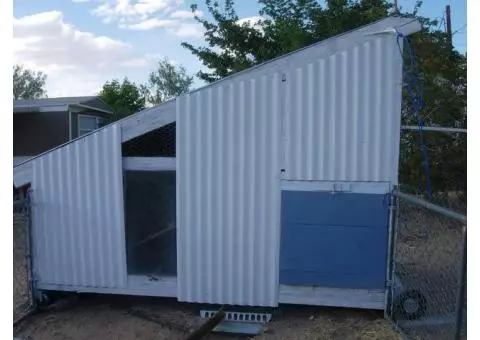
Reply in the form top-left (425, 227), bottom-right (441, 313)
top-left (100, 78), bottom-right (147, 120)
top-left (13, 64), bottom-right (47, 100)
top-left (100, 59), bottom-right (193, 121)
top-left (146, 58), bottom-right (194, 105)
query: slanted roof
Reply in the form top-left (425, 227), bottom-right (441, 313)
top-left (185, 16), bottom-right (421, 95)
top-left (13, 96), bottom-right (114, 114)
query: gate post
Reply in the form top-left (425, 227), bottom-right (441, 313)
top-left (385, 191), bottom-right (398, 317)
top-left (454, 225), bottom-right (467, 340)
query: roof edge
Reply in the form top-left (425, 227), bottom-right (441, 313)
top-left (185, 16), bottom-right (421, 96)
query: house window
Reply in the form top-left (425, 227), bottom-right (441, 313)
top-left (78, 115), bottom-right (104, 136)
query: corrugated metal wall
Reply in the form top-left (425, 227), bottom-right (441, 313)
top-left (283, 34), bottom-right (402, 183)
top-left (177, 65), bottom-right (283, 306)
top-left (31, 124), bottom-right (127, 288)
top-left (177, 27), bottom-right (405, 306)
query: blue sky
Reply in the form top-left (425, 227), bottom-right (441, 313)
top-left (13, 0), bottom-right (466, 97)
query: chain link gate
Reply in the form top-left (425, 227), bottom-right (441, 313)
top-left (13, 190), bottom-right (37, 325)
top-left (386, 190), bottom-right (467, 340)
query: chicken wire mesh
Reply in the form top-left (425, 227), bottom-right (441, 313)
top-left (13, 193), bottom-right (36, 323)
top-left (388, 129), bottom-right (467, 340)
top-left (122, 122), bottom-right (175, 157)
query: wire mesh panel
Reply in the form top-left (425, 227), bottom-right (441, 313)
top-left (13, 193), bottom-right (35, 322)
top-left (124, 170), bottom-right (177, 277)
top-left (388, 192), bottom-right (466, 340)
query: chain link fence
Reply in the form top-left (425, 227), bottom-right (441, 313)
top-left (398, 128), bottom-right (467, 213)
top-left (13, 193), bottom-right (36, 324)
top-left (387, 128), bottom-right (467, 340)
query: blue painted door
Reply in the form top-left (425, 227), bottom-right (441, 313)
top-left (279, 190), bottom-right (389, 289)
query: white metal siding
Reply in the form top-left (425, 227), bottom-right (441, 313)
top-left (177, 66), bottom-right (283, 306)
top-left (31, 124), bottom-right (127, 288)
top-left (283, 34), bottom-right (402, 183)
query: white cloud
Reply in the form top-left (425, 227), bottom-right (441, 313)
top-left (120, 15), bottom-right (204, 37)
top-left (169, 9), bottom-right (203, 19)
top-left (125, 18), bottom-right (203, 37)
top-left (85, 0), bottom-right (204, 37)
top-left (237, 16), bottom-right (264, 27)
top-left (167, 23), bottom-right (203, 38)
top-left (236, 16), bottom-right (265, 35)
top-left (13, 11), bottom-right (151, 96)
top-left (126, 18), bottom-right (176, 30)
top-left (92, 0), bottom-right (182, 24)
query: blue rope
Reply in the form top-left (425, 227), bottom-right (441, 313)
top-left (396, 32), bottom-right (432, 197)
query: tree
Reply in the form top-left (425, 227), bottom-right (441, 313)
top-left (100, 78), bottom-right (147, 120)
top-left (183, 0), bottom-right (467, 199)
top-left (13, 64), bottom-right (47, 100)
top-left (146, 58), bottom-right (194, 105)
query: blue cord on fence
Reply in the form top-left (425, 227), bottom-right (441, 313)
top-left (396, 32), bottom-right (433, 197)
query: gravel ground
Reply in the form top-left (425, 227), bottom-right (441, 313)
top-left (14, 212), bottom-right (401, 339)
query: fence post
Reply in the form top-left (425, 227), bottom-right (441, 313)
top-left (25, 189), bottom-right (38, 310)
top-left (385, 192), bottom-right (397, 317)
top-left (454, 226), bottom-right (467, 340)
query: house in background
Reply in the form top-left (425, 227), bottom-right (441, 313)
top-left (13, 96), bottom-right (115, 166)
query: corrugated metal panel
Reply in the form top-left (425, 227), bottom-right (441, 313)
top-left (31, 124), bottom-right (127, 288)
top-left (283, 34), bottom-right (402, 183)
top-left (177, 65), bottom-right (283, 307)
top-left (176, 28), bottom-right (407, 307)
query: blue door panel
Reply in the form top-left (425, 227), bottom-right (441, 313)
top-left (279, 190), bottom-right (389, 289)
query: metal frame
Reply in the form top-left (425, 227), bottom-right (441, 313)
top-left (25, 189), bottom-right (39, 305)
top-left (393, 190), bottom-right (466, 223)
top-left (68, 108), bottom-right (73, 141)
top-left (401, 125), bottom-right (467, 134)
top-left (122, 157), bottom-right (176, 171)
top-left (454, 226), bottom-right (467, 340)
top-left (385, 192), bottom-right (397, 316)
top-left (13, 190), bottom-right (38, 326)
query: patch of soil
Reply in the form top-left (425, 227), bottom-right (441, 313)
top-left (14, 295), bottom-right (402, 340)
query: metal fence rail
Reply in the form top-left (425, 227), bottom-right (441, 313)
top-left (387, 190), bottom-right (467, 340)
top-left (13, 194), bottom-right (36, 325)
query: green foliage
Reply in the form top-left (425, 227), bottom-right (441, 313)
top-left (100, 78), bottom-right (147, 121)
top-left (184, 0), bottom-right (467, 199)
top-left (100, 59), bottom-right (193, 122)
top-left (146, 58), bottom-right (194, 105)
top-left (183, 0), bottom-right (395, 83)
top-left (13, 64), bottom-right (47, 100)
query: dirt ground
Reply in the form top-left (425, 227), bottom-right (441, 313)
top-left (13, 213), bottom-right (402, 340)
top-left (14, 295), bottom-right (402, 340)
top-left (14, 213), bottom-right (31, 321)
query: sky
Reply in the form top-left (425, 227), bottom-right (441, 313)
top-left (13, 0), bottom-right (467, 97)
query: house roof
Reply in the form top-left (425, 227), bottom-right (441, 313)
top-left (13, 96), bottom-right (114, 114)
